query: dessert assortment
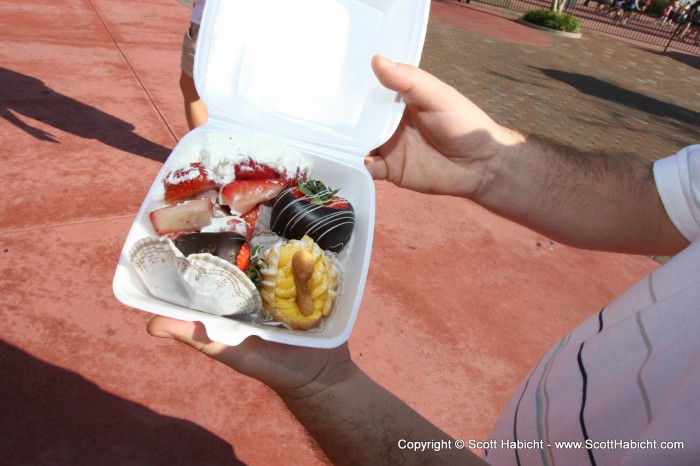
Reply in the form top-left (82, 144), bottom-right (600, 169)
top-left (129, 132), bottom-right (355, 331)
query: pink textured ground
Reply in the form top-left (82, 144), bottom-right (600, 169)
top-left (0, 1), bottom-right (656, 464)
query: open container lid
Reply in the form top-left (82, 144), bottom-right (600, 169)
top-left (193, 0), bottom-right (431, 154)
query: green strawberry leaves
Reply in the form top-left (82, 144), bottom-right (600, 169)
top-left (297, 179), bottom-right (340, 206)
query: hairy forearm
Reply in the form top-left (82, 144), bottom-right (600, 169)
top-left (278, 363), bottom-right (486, 466)
top-left (473, 135), bottom-right (688, 255)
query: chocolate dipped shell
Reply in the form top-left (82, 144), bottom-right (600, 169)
top-left (270, 186), bottom-right (355, 253)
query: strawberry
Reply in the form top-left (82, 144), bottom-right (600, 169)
top-left (290, 180), bottom-right (350, 209)
top-left (234, 158), bottom-right (279, 180)
top-left (281, 167), bottom-right (309, 187)
top-left (236, 243), bottom-right (251, 271)
top-left (163, 162), bottom-right (219, 204)
top-left (219, 179), bottom-right (286, 216)
top-left (241, 206), bottom-right (260, 229)
top-left (149, 198), bottom-right (213, 237)
top-left (270, 180), bottom-right (355, 253)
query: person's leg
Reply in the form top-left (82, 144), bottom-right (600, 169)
top-left (621, 9), bottom-right (632, 24)
top-left (180, 71), bottom-right (208, 129)
top-left (179, 23), bottom-right (207, 130)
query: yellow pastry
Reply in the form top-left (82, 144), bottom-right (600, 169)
top-left (259, 236), bottom-right (339, 330)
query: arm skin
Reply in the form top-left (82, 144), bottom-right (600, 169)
top-left (147, 318), bottom-right (486, 465)
top-left (365, 56), bottom-right (688, 256)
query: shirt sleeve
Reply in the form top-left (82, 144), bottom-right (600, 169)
top-left (653, 144), bottom-right (700, 242)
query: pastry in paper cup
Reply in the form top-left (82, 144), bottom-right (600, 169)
top-left (128, 237), bottom-right (261, 316)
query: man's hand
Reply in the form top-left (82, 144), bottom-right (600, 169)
top-left (365, 55), bottom-right (524, 199)
top-left (147, 316), bottom-right (486, 465)
top-left (146, 316), bottom-right (356, 396)
top-left (366, 55), bottom-right (687, 255)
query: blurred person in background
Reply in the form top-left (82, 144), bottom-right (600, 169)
top-left (177, 0), bottom-right (208, 130)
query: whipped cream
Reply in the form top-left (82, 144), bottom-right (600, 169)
top-left (199, 131), bottom-right (311, 184)
top-left (164, 163), bottom-right (213, 185)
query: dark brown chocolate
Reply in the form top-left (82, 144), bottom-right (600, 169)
top-left (174, 232), bottom-right (248, 268)
top-left (270, 188), bottom-right (355, 253)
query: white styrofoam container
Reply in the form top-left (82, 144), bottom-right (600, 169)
top-left (113, 0), bottom-right (430, 348)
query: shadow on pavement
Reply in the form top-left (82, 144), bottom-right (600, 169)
top-left (0, 340), bottom-right (245, 466)
top-left (537, 67), bottom-right (700, 127)
top-left (651, 49), bottom-right (700, 71)
top-left (0, 67), bottom-right (171, 163)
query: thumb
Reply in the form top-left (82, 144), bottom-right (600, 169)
top-left (145, 316), bottom-right (275, 384)
top-left (146, 316), bottom-right (229, 358)
top-left (371, 55), bottom-right (465, 112)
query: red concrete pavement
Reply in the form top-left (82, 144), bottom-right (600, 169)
top-left (431, 0), bottom-right (554, 46)
top-left (0, 1), bottom-right (660, 464)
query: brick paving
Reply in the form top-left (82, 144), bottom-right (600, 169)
top-left (425, 1), bottom-right (700, 162)
top-left (0, 2), bottom-right (694, 464)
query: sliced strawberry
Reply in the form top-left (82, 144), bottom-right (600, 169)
top-left (220, 179), bottom-right (286, 216)
top-left (149, 198), bottom-right (213, 237)
top-left (163, 163), bottom-right (220, 204)
top-left (241, 206), bottom-right (260, 229)
top-left (234, 158), bottom-right (279, 180)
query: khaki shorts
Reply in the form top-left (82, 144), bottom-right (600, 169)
top-left (180, 22), bottom-right (200, 78)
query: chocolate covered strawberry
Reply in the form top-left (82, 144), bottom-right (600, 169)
top-left (174, 232), bottom-right (251, 271)
top-left (270, 180), bottom-right (354, 253)
top-left (163, 162), bottom-right (220, 204)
